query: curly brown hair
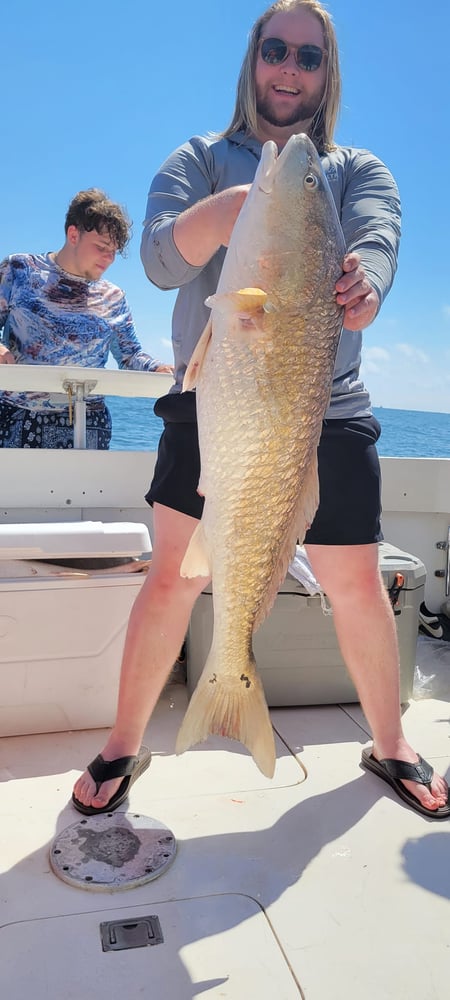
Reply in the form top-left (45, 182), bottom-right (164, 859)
top-left (64, 188), bottom-right (131, 255)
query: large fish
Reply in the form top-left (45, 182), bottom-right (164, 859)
top-left (177, 133), bottom-right (345, 777)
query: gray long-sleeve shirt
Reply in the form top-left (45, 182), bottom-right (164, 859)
top-left (141, 130), bottom-right (401, 418)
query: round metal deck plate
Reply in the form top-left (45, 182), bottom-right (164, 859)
top-left (50, 812), bottom-right (176, 891)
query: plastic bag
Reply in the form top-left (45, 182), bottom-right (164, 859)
top-left (288, 546), bottom-right (332, 615)
top-left (413, 634), bottom-right (450, 700)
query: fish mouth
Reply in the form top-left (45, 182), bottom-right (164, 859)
top-left (277, 132), bottom-right (315, 170)
top-left (255, 133), bottom-right (317, 195)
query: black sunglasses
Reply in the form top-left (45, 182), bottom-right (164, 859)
top-left (260, 37), bottom-right (324, 72)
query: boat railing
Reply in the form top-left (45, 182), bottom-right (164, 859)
top-left (0, 364), bottom-right (174, 448)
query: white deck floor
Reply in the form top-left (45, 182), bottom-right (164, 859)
top-left (1, 653), bottom-right (449, 1000)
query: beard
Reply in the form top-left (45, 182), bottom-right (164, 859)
top-left (256, 88), bottom-right (323, 129)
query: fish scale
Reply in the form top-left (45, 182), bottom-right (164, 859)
top-left (177, 133), bottom-right (345, 777)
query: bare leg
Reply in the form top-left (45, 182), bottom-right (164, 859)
top-left (73, 503), bottom-right (209, 809)
top-left (306, 543), bottom-right (449, 811)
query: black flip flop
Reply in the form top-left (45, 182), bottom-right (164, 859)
top-left (361, 748), bottom-right (450, 819)
top-left (72, 745), bottom-right (152, 815)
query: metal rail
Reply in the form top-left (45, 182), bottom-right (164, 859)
top-left (0, 365), bottom-right (174, 448)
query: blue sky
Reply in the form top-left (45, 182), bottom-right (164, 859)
top-left (2, 0), bottom-right (449, 411)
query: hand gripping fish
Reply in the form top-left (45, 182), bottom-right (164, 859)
top-left (177, 133), bottom-right (345, 777)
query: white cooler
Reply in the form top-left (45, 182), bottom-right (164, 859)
top-left (0, 521), bottom-right (151, 737)
top-left (186, 542), bottom-right (426, 706)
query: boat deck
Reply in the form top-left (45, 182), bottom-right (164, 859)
top-left (1, 638), bottom-right (449, 999)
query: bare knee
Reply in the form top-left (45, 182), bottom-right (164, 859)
top-left (137, 559), bottom-right (209, 611)
top-left (307, 544), bottom-right (384, 608)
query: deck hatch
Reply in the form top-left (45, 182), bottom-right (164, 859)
top-left (49, 812), bottom-right (177, 890)
top-left (100, 915), bottom-right (163, 951)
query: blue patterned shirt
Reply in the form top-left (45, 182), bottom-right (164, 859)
top-left (0, 253), bottom-right (160, 410)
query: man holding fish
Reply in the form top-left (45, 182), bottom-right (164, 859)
top-left (73, 0), bottom-right (450, 819)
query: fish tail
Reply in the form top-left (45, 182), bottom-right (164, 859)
top-left (175, 659), bottom-right (276, 778)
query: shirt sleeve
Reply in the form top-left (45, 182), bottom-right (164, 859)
top-left (108, 294), bottom-right (161, 371)
top-left (340, 150), bottom-right (401, 310)
top-left (140, 136), bottom-right (216, 290)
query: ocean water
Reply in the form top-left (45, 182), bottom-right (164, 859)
top-left (107, 398), bottom-right (450, 459)
top-left (372, 408), bottom-right (450, 458)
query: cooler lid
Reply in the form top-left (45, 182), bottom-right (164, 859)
top-left (0, 521), bottom-right (151, 559)
top-left (378, 540), bottom-right (426, 588)
top-left (283, 540), bottom-right (426, 593)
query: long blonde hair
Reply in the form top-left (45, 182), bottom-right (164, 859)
top-left (221, 0), bottom-right (341, 151)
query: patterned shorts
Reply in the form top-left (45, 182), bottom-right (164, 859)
top-left (0, 400), bottom-right (112, 449)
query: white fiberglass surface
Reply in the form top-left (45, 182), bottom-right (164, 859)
top-left (1, 684), bottom-right (449, 999)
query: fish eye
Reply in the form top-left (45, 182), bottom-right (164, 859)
top-left (304, 173), bottom-right (318, 188)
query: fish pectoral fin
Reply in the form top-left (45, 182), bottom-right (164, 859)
top-left (257, 139), bottom-right (278, 192)
top-left (206, 287), bottom-right (268, 313)
top-left (206, 288), bottom-right (270, 339)
top-left (227, 288), bottom-right (269, 340)
top-left (180, 520), bottom-right (211, 578)
top-left (175, 660), bottom-right (276, 778)
top-left (183, 317), bottom-right (213, 391)
top-left (230, 287), bottom-right (268, 310)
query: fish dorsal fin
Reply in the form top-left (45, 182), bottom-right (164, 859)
top-left (183, 317), bottom-right (213, 391)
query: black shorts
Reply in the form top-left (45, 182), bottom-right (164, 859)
top-left (146, 393), bottom-right (382, 545)
top-left (146, 391), bottom-right (203, 519)
top-left (303, 415), bottom-right (382, 545)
